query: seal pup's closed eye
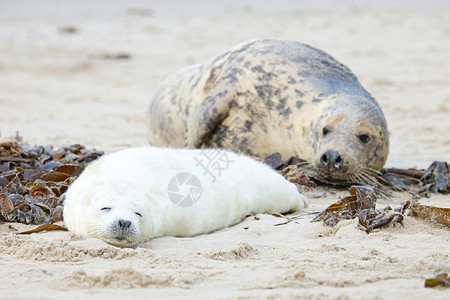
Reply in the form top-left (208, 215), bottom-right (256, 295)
top-left (63, 146), bottom-right (308, 247)
top-left (65, 181), bottom-right (150, 247)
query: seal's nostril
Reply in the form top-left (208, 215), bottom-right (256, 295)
top-left (320, 150), bottom-right (343, 170)
top-left (118, 219), bottom-right (131, 229)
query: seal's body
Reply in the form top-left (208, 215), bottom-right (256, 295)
top-left (63, 146), bottom-right (308, 247)
top-left (146, 39), bottom-right (389, 183)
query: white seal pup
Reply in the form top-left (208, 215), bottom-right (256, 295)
top-left (63, 146), bottom-right (308, 247)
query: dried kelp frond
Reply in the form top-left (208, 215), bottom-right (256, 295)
top-left (358, 208), bottom-right (403, 233)
top-left (263, 152), bottom-right (308, 170)
top-left (312, 185), bottom-right (375, 226)
top-left (312, 194), bottom-right (359, 226)
top-left (312, 185), bottom-right (404, 232)
top-left (263, 153), bottom-right (450, 197)
top-left (425, 273), bottom-right (450, 288)
top-left (263, 153), bottom-right (284, 169)
top-left (0, 141), bottom-right (103, 224)
top-left (17, 223), bottom-right (67, 235)
top-left (381, 161), bottom-right (449, 195)
top-left (406, 202), bottom-right (450, 228)
top-left (419, 161), bottom-right (450, 195)
top-left (279, 165), bottom-right (316, 188)
top-left (262, 153), bottom-right (315, 188)
top-left (381, 171), bottom-right (421, 191)
top-left (383, 168), bottom-right (424, 179)
top-left (263, 153), bottom-right (389, 196)
top-left (0, 141), bottom-right (21, 157)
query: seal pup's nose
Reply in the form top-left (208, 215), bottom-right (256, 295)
top-left (118, 219), bottom-right (132, 230)
top-left (320, 150), bottom-right (343, 170)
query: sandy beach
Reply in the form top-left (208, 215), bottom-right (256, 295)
top-left (0, 0), bottom-right (449, 299)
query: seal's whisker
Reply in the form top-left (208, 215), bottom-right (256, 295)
top-left (356, 174), bottom-right (372, 185)
top-left (137, 233), bottom-right (149, 245)
top-left (89, 225), bottom-right (108, 238)
top-left (296, 162), bottom-right (310, 168)
top-left (358, 105), bottom-right (380, 122)
top-left (363, 167), bottom-right (382, 177)
top-left (349, 175), bottom-right (359, 184)
top-left (357, 172), bottom-right (373, 183)
top-left (105, 191), bottom-right (115, 202)
top-left (359, 172), bottom-right (380, 186)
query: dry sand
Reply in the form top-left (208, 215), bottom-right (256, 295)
top-left (0, 1), bottom-right (449, 299)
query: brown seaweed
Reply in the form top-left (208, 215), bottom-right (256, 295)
top-left (263, 152), bottom-right (307, 171)
top-left (383, 167), bottom-right (424, 179)
top-left (381, 171), bottom-right (421, 191)
top-left (312, 194), bottom-right (359, 226)
top-left (263, 153), bottom-right (283, 169)
top-left (358, 208), bottom-right (404, 233)
top-left (279, 165), bottom-right (316, 188)
top-left (409, 203), bottom-right (450, 228)
top-left (17, 223), bottom-right (68, 235)
top-left (0, 141), bottom-right (103, 225)
top-left (425, 273), bottom-right (450, 288)
top-left (312, 185), bottom-right (404, 232)
top-left (381, 161), bottom-right (450, 195)
top-left (263, 152), bottom-right (450, 196)
top-left (419, 161), bottom-right (450, 195)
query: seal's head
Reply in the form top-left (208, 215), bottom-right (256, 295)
top-left (89, 183), bottom-right (150, 247)
top-left (310, 95), bottom-right (389, 184)
top-left (64, 180), bottom-right (153, 248)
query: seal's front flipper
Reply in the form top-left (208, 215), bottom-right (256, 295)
top-left (185, 90), bottom-right (231, 148)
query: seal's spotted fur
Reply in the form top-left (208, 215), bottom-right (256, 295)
top-left (146, 39), bottom-right (389, 183)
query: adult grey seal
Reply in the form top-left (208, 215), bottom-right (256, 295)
top-left (146, 39), bottom-right (389, 184)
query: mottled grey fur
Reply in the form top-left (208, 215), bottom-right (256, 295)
top-left (146, 39), bottom-right (389, 181)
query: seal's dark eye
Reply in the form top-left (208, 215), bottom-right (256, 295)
top-left (358, 134), bottom-right (371, 144)
top-left (322, 127), bottom-right (329, 136)
top-left (100, 207), bottom-right (111, 212)
top-left (135, 212), bottom-right (142, 218)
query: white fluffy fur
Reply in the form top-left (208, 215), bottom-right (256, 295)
top-left (63, 146), bottom-right (308, 247)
